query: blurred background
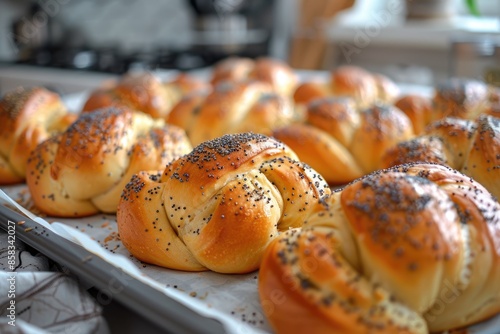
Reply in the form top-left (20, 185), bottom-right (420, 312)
top-left (0, 0), bottom-right (499, 94)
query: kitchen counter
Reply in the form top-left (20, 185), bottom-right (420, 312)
top-left (325, 14), bottom-right (500, 85)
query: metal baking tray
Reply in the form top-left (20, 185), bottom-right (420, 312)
top-left (0, 203), bottom-right (226, 334)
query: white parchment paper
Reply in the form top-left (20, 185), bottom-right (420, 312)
top-left (0, 185), bottom-right (270, 334)
top-left (2, 185), bottom-right (500, 334)
top-left (0, 74), bottom-right (498, 334)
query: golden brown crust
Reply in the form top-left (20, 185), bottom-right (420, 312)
top-left (433, 78), bottom-right (490, 120)
top-left (330, 66), bottom-right (378, 108)
top-left (272, 123), bottom-right (365, 185)
top-left (293, 81), bottom-right (330, 106)
top-left (389, 163), bottom-right (500, 331)
top-left (373, 73), bottom-right (400, 103)
top-left (462, 115), bottom-right (500, 199)
top-left (26, 107), bottom-right (192, 217)
top-left (189, 81), bottom-right (272, 145)
top-left (117, 132), bottom-right (331, 273)
top-left (306, 97), bottom-right (360, 148)
top-left (295, 67), bottom-right (398, 110)
top-left (259, 163), bottom-right (500, 333)
top-left (234, 92), bottom-right (294, 135)
top-left (211, 57), bottom-right (298, 96)
top-left (168, 80), bottom-right (294, 146)
top-left (117, 170), bottom-right (205, 271)
top-left (169, 72), bottom-right (210, 95)
top-left (210, 57), bottom-right (254, 86)
top-left (251, 57), bottom-right (298, 96)
top-left (274, 98), bottom-right (413, 184)
top-left (0, 156), bottom-right (25, 184)
top-left (341, 169), bottom-right (464, 313)
top-left (395, 95), bottom-right (434, 134)
top-left (114, 72), bottom-right (180, 118)
top-left (259, 227), bottom-right (427, 334)
top-left (81, 89), bottom-right (131, 113)
top-left (82, 72), bottom-right (206, 118)
top-left (425, 117), bottom-right (476, 167)
top-left (25, 136), bottom-right (100, 217)
top-left (383, 115), bottom-right (500, 199)
top-left (382, 136), bottom-right (450, 168)
top-left (165, 91), bottom-right (208, 136)
top-left (0, 87), bottom-right (73, 184)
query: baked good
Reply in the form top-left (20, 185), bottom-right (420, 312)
top-left (0, 87), bottom-right (76, 185)
top-left (433, 78), bottom-right (499, 120)
top-left (382, 115), bottom-right (500, 199)
top-left (394, 94), bottom-right (434, 134)
top-left (372, 73), bottom-right (400, 103)
top-left (293, 81), bottom-right (330, 106)
top-left (210, 57), bottom-right (254, 85)
top-left (167, 80), bottom-right (295, 146)
top-left (26, 107), bottom-right (191, 217)
top-left (82, 72), bottom-right (209, 118)
top-left (259, 163), bottom-right (500, 333)
top-left (211, 57), bottom-right (298, 96)
top-left (273, 97), bottom-right (414, 184)
top-left (330, 65), bottom-right (379, 108)
top-left (293, 66), bottom-right (400, 109)
top-left (117, 132), bottom-right (331, 273)
top-left (165, 90), bottom-right (207, 136)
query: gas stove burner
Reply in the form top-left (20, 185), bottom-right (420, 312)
top-left (15, 47), bottom-right (217, 74)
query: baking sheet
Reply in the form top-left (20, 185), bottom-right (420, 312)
top-left (0, 185), bottom-right (270, 334)
top-left (2, 184), bottom-right (500, 334)
top-left (1, 72), bottom-right (498, 333)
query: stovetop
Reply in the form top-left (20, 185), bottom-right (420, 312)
top-left (14, 46), bottom-right (238, 74)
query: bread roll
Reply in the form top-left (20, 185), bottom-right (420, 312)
top-left (394, 95), bottom-right (434, 134)
top-left (82, 72), bottom-right (209, 118)
top-left (293, 81), bottom-right (330, 106)
top-left (26, 107), bottom-right (191, 217)
top-left (294, 66), bottom-right (399, 109)
top-left (273, 97), bottom-right (414, 184)
top-left (330, 66), bottom-right (379, 108)
top-left (259, 163), bottom-right (500, 333)
top-left (210, 57), bottom-right (254, 85)
top-left (433, 78), bottom-right (495, 120)
top-left (211, 57), bottom-right (298, 96)
top-left (167, 80), bottom-right (295, 146)
top-left (117, 132), bottom-right (331, 273)
top-left (373, 73), bottom-right (400, 103)
top-left (0, 87), bottom-right (76, 185)
top-left (382, 115), bottom-right (500, 199)
top-left (166, 90), bottom-right (207, 135)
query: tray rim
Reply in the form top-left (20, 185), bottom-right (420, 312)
top-left (0, 203), bottom-right (227, 334)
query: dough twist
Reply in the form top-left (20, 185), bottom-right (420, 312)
top-left (26, 107), bottom-right (191, 216)
top-left (117, 133), bottom-right (330, 273)
top-left (259, 163), bottom-right (500, 333)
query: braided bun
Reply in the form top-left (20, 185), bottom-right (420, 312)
top-left (394, 95), bottom-right (434, 134)
top-left (0, 87), bottom-right (76, 185)
top-left (167, 80), bottom-right (295, 146)
top-left (117, 133), bottom-right (330, 273)
top-left (293, 66), bottom-right (399, 109)
top-left (382, 115), bottom-right (500, 199)
top-left (433, 78), bottom-right (498, 120)
top-left (273, 97), bottom-right (414, 184)
top-left (211, 57), bottom-right (298, 96)
top-left (26, 107), bottom-right (191, 217)
top-left (82, 72), bottom-right (209, 118)
top-left (259, 163), bottom-right (500, 333)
